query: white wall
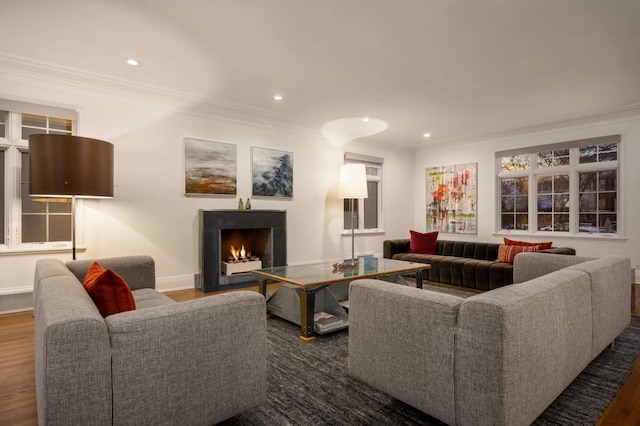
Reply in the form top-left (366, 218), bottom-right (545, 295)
top-left (413, 114), bottom-right (640, 277)
top-left (3, 69), bottom-right (636, 302)
top-left (0, 71), bottom-right (415, 296)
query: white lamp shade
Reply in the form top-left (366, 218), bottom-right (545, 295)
top-left (338, 163), bottom-right (368, 199)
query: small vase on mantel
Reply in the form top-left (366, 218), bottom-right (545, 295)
top-left (238, 198), bottom-right (244, 210)
top-left (245, 198), bottom-right (252, 210)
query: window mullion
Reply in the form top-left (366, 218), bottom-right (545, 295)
top-left (7, 113), bottom-right (22, 248)
top-left (358, 198), bottom-right (365, 230)
top-left (568, 147), bottom-right (579, 234)
top-left (575, 160), bottom-right (618, 172)
top-left (569, 168), bottom-right (579, 234)
top-left (15, 147), bottom-right (26, 248)
top-left (529, 153), bottom-right (537, 232)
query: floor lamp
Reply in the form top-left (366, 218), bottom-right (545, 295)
top-left (28, 134), bottom-right (114, 260)
top-left (337, 163), bottom-right (368, 269)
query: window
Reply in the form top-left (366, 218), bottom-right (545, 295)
top-left (0, 100), bottom-right (76, 250)
top-left (536, 173), bottom-right (570, 232)
top-left (342, 153), bottom-right (383, 232)
top-left (21, 152), bottom-right (72, 243)
top-left (500, 176), bottom-right (529, 231)
top-left (497, 135), bottom-right (620, 235)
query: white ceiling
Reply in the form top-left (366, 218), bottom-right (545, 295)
top-left (2, 0), bottom-right (640, 148)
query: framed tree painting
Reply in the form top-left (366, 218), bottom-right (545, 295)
top-left (426, 162), bottom-right (477, 234)
top-left (251, 147), bottom-right (293, 198)
top-left (184, 138), bottom-right (237, 196)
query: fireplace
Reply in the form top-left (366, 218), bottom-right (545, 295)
top-left (221, 228), bottom-right (269, 275)
top-left (198, 209), bottom-right (286, 292)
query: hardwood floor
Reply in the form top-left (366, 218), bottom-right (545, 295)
top-left (1, 283), bottom-right (638, 426)
top-left (0, 310), bottom-right (37, 426)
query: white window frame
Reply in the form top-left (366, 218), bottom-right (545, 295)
top-left (495, 134), bottom-right (622, 239)
top-left (0, 100), bottom-right (80, 254)
top-left (342, 152), bottom-right (384, 235)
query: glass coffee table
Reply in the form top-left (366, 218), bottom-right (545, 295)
top-left (252, 257), bottom-right (431, 341)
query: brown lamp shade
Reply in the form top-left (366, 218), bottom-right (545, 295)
top-left (28, 134), bottom-right (114, 198)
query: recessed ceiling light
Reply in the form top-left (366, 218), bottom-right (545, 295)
top-left (127, 59), bottom-right (139, 66)
top-left (423, 133), bottom-right (431, 138)
top-left (273, 95), bottom-right (283, 101)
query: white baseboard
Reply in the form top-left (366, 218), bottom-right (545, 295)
top-left (0, 287), bottom-right (33, 313)
top-left (156, 274), bottom-right (196, 292)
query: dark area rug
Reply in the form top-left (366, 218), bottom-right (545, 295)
top-left (220, 315), bottom-right (640, 426)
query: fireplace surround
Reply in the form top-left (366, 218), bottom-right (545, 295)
top-left (198, 209), bottom-right (286, 292)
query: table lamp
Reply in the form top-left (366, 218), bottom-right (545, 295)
top-left (337, 163), bottom-right (368, 268)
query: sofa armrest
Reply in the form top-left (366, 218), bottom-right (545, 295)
top-left (539, 247), bottom-right (576, 255)
top-left (455, 270), bottom-right (593, 425)
top-left (66, 255), bottom-right (156, 290)
top-left (513, 252), bottom-right (593, 283)
top-left (348, 279), bottom-right (464, 425)
top-left (35, 275), bottom-right (112, 426)
top-left (566, 255), bottom-right (632, 358)
top-left (105, 291), bottom-right (267, 426)
top-left (383, 239), bottom-right (411, 258)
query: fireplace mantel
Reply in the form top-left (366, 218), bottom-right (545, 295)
top-left (198, 209), bottom-right (287, 292)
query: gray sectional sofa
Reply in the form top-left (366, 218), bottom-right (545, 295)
top-left (348, 253), bottom-right (631, 426)
top-left (384, 238), bottom-right (576, 290)
top-left (34, 256), bottom-right (267, 426)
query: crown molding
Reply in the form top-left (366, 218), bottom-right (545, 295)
top-left (419, 103), bottom-right (640, 150)
top-left (0, 53), bottom-right (323, 140)
top-left (4, 53), bottom-right (637, 152)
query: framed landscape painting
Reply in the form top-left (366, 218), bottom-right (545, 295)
top-left (251, 147), bottom-right (293, 198)
top-left (426, 162), bottom-right (477, 234)
top-left (184, 138), bottom-right (237, 196)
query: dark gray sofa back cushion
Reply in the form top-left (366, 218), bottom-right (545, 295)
top-left (66, 255), bottom-right (156, 290)
top-left (437, 240), bottom-right (500, 262)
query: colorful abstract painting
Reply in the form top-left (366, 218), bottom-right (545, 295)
top-left (184, 138), bottom-right (237, 195)
top-left (251, 147), bottom-right (293, 198)
top-left (426, 162), bottom-right (477, 234)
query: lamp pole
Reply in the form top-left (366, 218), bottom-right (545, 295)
top-left (71, 195), bottom-right (77, 260)
top-left (350, 197), bottom-right (356, 264)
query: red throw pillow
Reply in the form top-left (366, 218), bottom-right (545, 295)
top-left (496, 244), bottom-right (538, 264)
top-left (409, 230), bottom-right (438, 255)
top-left (83, 262), bottom-right (136, 318)
top-left (83, 261), bottom-right (106, 286)
top-left (504, 237), bottom-right (553, 250)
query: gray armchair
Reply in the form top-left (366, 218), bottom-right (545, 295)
top-left (34, 256), bottom-right (267, 426)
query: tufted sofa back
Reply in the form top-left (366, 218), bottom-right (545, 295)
top-left (437, 240), bottom-right (500, 261)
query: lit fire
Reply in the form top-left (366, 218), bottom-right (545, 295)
top-left (229, 245), bottom-right (250, 262)
top-left (223, 243), bottom-right (262, 275)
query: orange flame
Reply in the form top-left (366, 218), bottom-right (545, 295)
top-left (229, 245), bottom-right (248, 261)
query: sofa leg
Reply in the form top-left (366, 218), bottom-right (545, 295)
top-left (610, 340), bottom-right (615, 350)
